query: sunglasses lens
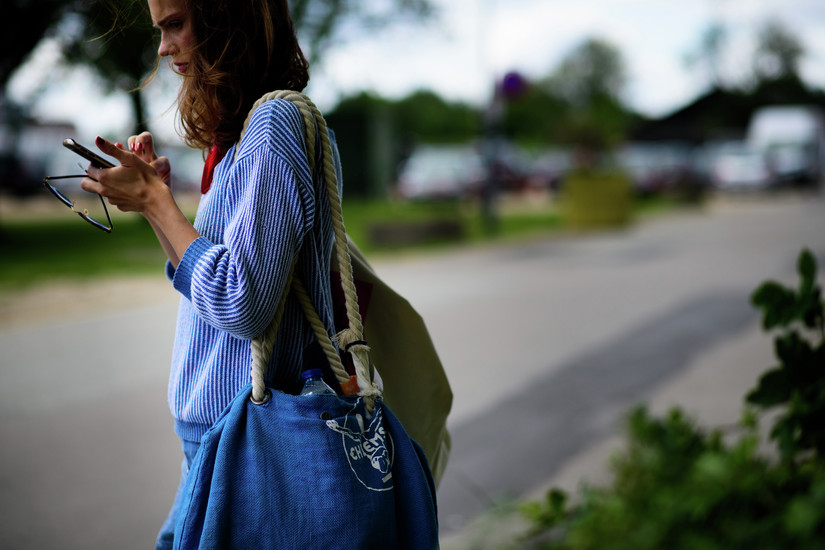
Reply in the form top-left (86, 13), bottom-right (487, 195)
top-left (43, 176), bottom-right (112, 232)
top-left (78, 212), bottom-right (113, 233)
top-left (44, 182), bottom-right (74, 207)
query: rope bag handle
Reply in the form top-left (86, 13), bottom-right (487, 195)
top-left (240, 91), bottom-right (379, 410)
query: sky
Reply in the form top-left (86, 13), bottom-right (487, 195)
top-left (8, 0), bottom-right (825, 143)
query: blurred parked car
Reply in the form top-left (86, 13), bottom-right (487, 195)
top-left (616, 142), bottom-right (695, 195)
top-left (395, 145), bottom-right (485, 200)
top-left (482, 140), bottom-right (532, 193)
top-left (747, 105), bottom-right (825, 185)
top-left (527, 148), bottom-right (573, 192)
top-left (703, 141), bottom-right (774, 191)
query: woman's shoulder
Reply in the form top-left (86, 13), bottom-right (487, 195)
top-left (244, 98), bottom-right (304, 144)
top-left (233, 98), bottom-right (308, 165)
top-left (232, 98), bottom-right (316, 184)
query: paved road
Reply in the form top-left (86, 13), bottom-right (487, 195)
top-left (1, 193), bottom-right (823, 548)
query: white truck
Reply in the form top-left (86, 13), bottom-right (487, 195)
top-left (746, 105), bottom-right (825, 186)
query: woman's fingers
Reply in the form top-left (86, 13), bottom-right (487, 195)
top-left (128, 131), bottom-right (158, 162)
top-left (121, 132), bottom-right (172, 185)
top-left (82, 135), bottom-right (174, 213)
top-left (94, 136), bottom-right (134, 164)
top-left (153, 156), bottom-right (172, 185)
top-left (126, 132), bottom-right (171, 184)
top-left (80, 175), bottom-right (103, 195)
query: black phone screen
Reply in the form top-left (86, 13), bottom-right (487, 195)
top-left (63, 138), bottom-right (115, 169)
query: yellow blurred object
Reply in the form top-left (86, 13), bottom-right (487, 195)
top-left (562, 170), bottom-right (632, 229)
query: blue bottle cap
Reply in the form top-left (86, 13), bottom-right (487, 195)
top-left (302, 368), bottom-right (323, 380)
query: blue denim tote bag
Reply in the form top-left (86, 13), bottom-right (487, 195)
top-left (172, 92), bottom-right (440, 549)
top-left (172, 386), bottom-right (438, 549)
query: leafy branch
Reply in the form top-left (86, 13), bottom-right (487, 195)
top-left (747, 249), bottom-right (825, 461)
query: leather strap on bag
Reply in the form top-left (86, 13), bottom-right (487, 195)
top-left (240, 91), bottom-right (380, 411)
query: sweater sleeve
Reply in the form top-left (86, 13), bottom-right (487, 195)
top-left (172, 147), bottom-right (310, 340)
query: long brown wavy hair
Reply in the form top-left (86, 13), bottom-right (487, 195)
top-left (173, 0), bottom-right (309, 151)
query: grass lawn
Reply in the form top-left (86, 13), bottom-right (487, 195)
top-left (0, 193), bottom-right (680, 290)
top-left (0, 216), bottom-right (170, 289)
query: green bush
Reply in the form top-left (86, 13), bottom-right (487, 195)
top-left (522, 249), bottom-right (825, 549)
top-left (748, 249), bottom-right (825, 461)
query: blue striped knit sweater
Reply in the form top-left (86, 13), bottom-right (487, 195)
top-left (166, 99), bottom-right (342, 442)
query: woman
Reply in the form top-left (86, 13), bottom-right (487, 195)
top-left (81, 0), bottom-right (342, 547)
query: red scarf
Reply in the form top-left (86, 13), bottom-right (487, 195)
top-left (201, 142), bottom-right (228, 194)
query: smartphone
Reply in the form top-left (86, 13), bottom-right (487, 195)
top-left (63, 138), bottom-right (116, 169)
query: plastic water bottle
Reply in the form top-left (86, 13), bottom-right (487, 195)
top-left (299, 368), bottom-right (336, 396)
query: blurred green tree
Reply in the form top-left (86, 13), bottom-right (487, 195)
top-left (290, 0), bottom-right (433, 65)
top-left (545, 38), bottom-right (630, 155)
top-left (4, 0), bottom-right (434, 136)
top-left (752, 19), bottom-right (804, 84)
top-left (685, 22), bottom-right (729, 89)
top-left (500, 86), bottom-right (567, 147)
top-left (325, 92), bottom-right (393, 197)
top-left (393, 90), bottom-right (481, 144)
top-left (0, 0), bottom-right (76, 89)
top-left (61, 1), bottom-right (155, 134)
top-left (550, 38), bottom-right (626, 104)
top-left (325, 89), bottom-right (482, 197)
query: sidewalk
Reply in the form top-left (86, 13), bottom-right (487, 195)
top-left (441, 318), bottom-right (774, 549)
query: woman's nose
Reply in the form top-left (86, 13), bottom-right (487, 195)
top-left (158, 35), bottom-right (174, 57)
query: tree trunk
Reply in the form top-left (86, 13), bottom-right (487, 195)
top-left (130, 89), bottom-right (147, 136)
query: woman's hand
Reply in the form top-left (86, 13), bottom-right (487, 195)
top-left (126, 131), bottom-right (171, 185)
top-left (82, 136), bottom-right (199, 268)
top-left (82, 136), bottom-right (171, 214)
